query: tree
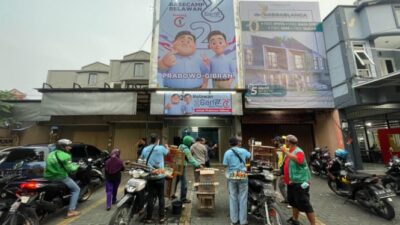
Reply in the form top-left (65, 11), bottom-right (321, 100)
top-left (0, 90), bottom-right (16, 127)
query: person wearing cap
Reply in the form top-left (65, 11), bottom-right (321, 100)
top-left (44, 139), bottom-right (80, 218)
top-left (281, 135), bottom-right (315, 225)
top-left (223, 137), bottom-right (251, 225)
top-left (174, 135), bottom-right (202, 204)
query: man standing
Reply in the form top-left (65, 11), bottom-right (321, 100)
top-left (282, 135), bottom-right (315, 225)
top-left (175, 135), bottom-right (202, 204)
top-left (191, 137), bottom-right (207, 182)
top-left (223, 137), bottom-right (251, 225)
top-left (140, 133), bottom-right (169, 224)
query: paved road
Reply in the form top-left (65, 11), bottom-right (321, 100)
top-left (40, 167), bottom-right (400, 225)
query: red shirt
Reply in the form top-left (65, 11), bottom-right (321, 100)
top-left (283, 146), bottom-right (305, 185)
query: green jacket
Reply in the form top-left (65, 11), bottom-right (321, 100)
top-left (44, 149), bottom-right (78, 180)
top-left (288, 147), bottom-right (311, 184)
top-left (178, 144), bottom-right (200, 168)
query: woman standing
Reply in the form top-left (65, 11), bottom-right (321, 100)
top-left (105, 149), bottom-right (125, 211)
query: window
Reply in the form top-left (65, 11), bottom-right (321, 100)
top-left (134, 63), bottom-right (144, 76)
top-left (294, 55), bottom-right (304, 69)
top-left (393, 5), bottom-right (400, 27)
top-left (353, 43), bottom-right (374, 77)
top-left (318, 58), bottom-right (324, 70)
top-left (86, 145), bottom-right (101, 159)
top-left (88, 73), bottom-right (97, 85)
top-left (313, 57), bottom-right (319, 70)
top-left (267, 52), bottom-right (278, 68)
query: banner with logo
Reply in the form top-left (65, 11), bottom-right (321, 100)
top-left (240, 1), bottom-right (334, 108)
top-left (150, 0), bottom-right (242, 90)
top-left (164, 93), bottom-right (232, 115)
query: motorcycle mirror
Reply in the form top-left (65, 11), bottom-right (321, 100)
top-left (88, 158), bottom-right (93, 162)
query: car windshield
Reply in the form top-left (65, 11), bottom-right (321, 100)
top-left (4, 148), bottom-right (38, 162)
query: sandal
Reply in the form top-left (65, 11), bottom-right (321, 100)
top-left (66, 210), bottom-right (80, 218)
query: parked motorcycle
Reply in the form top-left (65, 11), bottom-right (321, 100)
top-left (309, 146), bottom-right (330, 176)
top-left (108, 163), bottom-right (152, 225)
top-left (381, 156), bottom-right (400, 194)
top-left (88, 157), bottom-right (105, 187)
top-left (248, 160), bottom-right (286, 225)
top-left (327, 162), bottom-right (396, 220)
top-left (2, 160), bottom-right (93, 225)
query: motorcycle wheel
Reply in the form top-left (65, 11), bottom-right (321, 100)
top-left (3, 207), bottom-right (38, 225)
top-left (78, 185), bottom-right (93, 202)
top-left (262, 202), bottom-right (285, 225)
top-left (108, 201), bottom-right (133, 225)
top-left (373, 198), bottom-right (395, 220)
top-left (327, 178), bottom-right (348, 197)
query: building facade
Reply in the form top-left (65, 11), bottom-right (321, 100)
top-left (323, 0), bottom-right (400, 168)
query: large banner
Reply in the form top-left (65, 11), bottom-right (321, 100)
top-left (150, 0), bottom-right (241, 89)
top-left (241, 1), bottom-right (334, 108)
top-left (164, 93), bottom-right (232, 115)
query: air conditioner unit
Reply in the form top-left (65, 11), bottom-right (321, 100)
top-left (110, 82), bottom-right (122, 88)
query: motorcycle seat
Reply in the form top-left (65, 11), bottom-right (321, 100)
top-left (347, 173), bottom-right (372, 180)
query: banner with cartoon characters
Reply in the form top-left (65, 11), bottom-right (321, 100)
top-left (150, 0), bottom-right (241, 90)
top-left (164, 93), bottom-right (232, 115)
top-left (240, 1), bottom-right (334, 108)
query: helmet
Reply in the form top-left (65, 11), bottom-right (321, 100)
top-left (57, 139), bottom-right (72, 149)
top-left (335, 149), bottom-right (348, 159)
top-left (183, 136), bottom-right (194, 147)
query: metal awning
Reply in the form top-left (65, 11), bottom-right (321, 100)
top-left (40, 92), bottom-right (137, 116)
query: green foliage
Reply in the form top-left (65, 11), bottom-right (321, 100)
top-left (0, 90), bottom-right (16, 127)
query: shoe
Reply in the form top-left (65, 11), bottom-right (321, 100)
top-left (230, 222), bottom-right (239, 225)
top-left (106, 207), bottom-right (111, 211)
top-left (171, 194), bottom-right (177, 199)
top-left (287, 217), bottom-right (300, 225)
top-left (66, 210), bottom-right (80, 218)
top-left (182, 199), bottom-right (191, 204)
top-left (286, 204), bottom-right (292, 209)
top-left (159, 217), bottom-right (166, 224)
top-left (144, 219), bottom-right (154, 224)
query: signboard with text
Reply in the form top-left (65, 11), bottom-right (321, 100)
top-left (150, 0), bottom-right (242, 90)
top-left (164, 93), bottom-right (232, 115)
top-left (241, 1), bottom-right (334, 108)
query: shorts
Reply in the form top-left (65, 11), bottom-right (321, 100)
top-left (287, 183), bottom-right (314, 213)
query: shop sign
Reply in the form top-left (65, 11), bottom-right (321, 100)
top-left (164, 93), bottom-right (232, 115)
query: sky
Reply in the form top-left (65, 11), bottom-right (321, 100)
top-left (0, 0), bottom-right (355, 99)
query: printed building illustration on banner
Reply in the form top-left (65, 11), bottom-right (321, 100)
top-left (150, 0), bottom-right (242, 90)
top-left (240, 1), bottom-right (334, 108)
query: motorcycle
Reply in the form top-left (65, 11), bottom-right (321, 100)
top-left (88, 157), bottom-right (105, 187)
top-left (248, 160), bottom-right (286, 225)
top-left (309, 147), bottom-right (330, 176)
top-left (327, 162), bottom-right (396, 220)
top-left (108, 163), bottom-right (154, 225)
top-left (0, 175), bottom-right (26, 224)
top-left (381, 156), bottom-right (400, 194)
top-left (2, 160), bottom-right (93, 225)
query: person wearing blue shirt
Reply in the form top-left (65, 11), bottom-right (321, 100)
top-left (165, 94), bottom-right (183, 115)
top-left (158, 31), bottom-right (209, 89)
top-left (206, 30), bottom-right (236, 89)
top-left (140, 133), bottom-right (169, 224)
top-left (181, 94), bottom-right (193, 115)
top-left (223, 137), bottom-right (251, 225)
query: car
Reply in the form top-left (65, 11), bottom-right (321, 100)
top-left (0, 143), bottom-right (109, 178)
